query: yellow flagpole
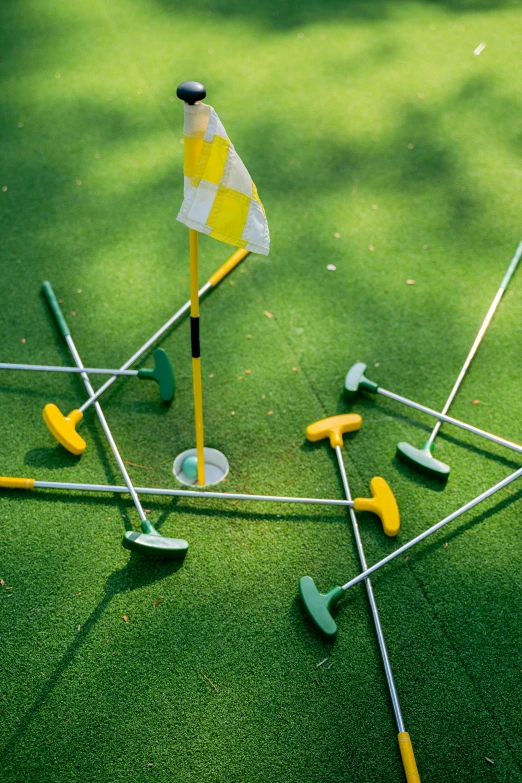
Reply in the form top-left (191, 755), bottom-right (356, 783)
top-left (179, 81), bottom-right (207, 486)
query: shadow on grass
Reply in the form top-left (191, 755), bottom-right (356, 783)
top-left (0, 554), bottom-right (185, 764)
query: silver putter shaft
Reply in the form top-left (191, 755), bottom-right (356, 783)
top-left (0, 362), bottom-right (142, 376)
top-left (0, 477), bottom-right (354, 508)
top-left (424, 242), bottom-right (522, 453)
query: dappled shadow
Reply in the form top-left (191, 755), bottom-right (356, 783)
top-left (0, 556), bottom-right (184, 763)
top-left (147, 0), bottom-right (514, 31)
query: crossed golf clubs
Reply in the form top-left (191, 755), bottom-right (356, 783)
top-left (2, 243), bottom-right (522, 783)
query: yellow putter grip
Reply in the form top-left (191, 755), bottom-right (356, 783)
top-left (398, 732), bottom-right (421, 783)
top-left (208, 249), bottom-right (250, 287)
top-left (0, 476), bottom-right (35, 490)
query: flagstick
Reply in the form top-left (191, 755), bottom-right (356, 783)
top-left (178, 80), bottom-right (208, 486)
top-left (190, 228), bottom-right (205, 485)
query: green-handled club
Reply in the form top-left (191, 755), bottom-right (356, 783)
top-left (396, 242), bottom-right (522, 479)
top-left (0, 358), bottom-right (174, 401)
top-left (42, 281), bottom-right (188, 559)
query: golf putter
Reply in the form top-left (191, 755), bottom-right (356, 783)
top-left (397, 242), bottom-right (522, 479)
top-left (42, 282), bottom-right (188, 559)
top-left (0, 359), bottom-right (174, 401)
top-left (40, 248), bottom-right (249, 455)
top-left (0, 468), bottom-right (403, 514)
top-left (344, 363), bottom-right (522, 461)
top-left (300, 462), bottom-right (522, 634)
top-left (301, 414), bottom-right (420, 783)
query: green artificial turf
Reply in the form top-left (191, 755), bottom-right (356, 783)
top-left (1, 1), bottom-right (522, 781)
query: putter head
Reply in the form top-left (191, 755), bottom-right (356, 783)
top-left (138, 349), bottom-right (175, 402)
top-left (299, 576), bottom-right (344, 637)
top-left (353, 476), bottom-right (400, 536)
top-left (122, 530), bottom-right (189, 559)
top-left (344, 362), bottom-right (378, 400)
top-left (396, 440), bottom-right (450, 481)
top-left (43, 404), bottom-right (86, 455)
top-left (306, 414), bottom-right (362, 449)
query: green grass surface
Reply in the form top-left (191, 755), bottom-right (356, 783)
top-left (1, 1), bottom-right (522, 781)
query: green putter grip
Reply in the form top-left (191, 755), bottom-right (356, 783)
top-left (42, 281), bottom-right (70, 339)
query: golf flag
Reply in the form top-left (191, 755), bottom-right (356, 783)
top-left (177, 102), bottom-right (270, 256)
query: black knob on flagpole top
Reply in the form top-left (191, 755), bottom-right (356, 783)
top-left (177, 81), bottom-right (206, 104)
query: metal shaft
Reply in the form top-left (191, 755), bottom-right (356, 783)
top-left (77, 282), bottom-right (211, 414)
top-left (64, 334), bottom-right (149, 526)
top-left (426, 242), bottom-right (522, 448)
top-left (335, 446), bottom-right (405, 733)
top-left (0, 362), bottom-right (137, 376)
top-left (29, 480), bottom-right (353, 507)
top-left (376, 386), bottom-right (522, 456)
top-left (341, 464), bottom-right (522, 592)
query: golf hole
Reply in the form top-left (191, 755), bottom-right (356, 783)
top-left (173, 447), bottom-right (229, 487)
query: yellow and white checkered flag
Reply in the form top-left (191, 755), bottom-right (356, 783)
top-left (177, 102), bottom-right (270, 256)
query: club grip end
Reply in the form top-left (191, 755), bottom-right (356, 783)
top-left (42, 281), bottom-right (70, 338)
top-left (208, 249), bottom-right (249, 287)
top-left (398, 732), bottom-right (421, 783)
top-left (0, 476), bottom-right (35, 490)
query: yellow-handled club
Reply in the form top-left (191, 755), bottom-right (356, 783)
top-left (301, 413), bottom-right (420, 783)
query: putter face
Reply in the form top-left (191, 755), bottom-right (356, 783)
top-left (396, 441), bottom-right (450, 481)
top-left (353, 476), bottom-right (400, 537)
top-left (344, 362), bottom-right (367, 399)
top-left (153, 349), bottom-right (175, 402)
top-left (299, 576), bottom-right (344, 637)
top-left (42, 404), bottom-right (86, 455)
top-left (122, 531), bottom-right (189, 559)
top-left (138, 349), bottom-right (175, 402)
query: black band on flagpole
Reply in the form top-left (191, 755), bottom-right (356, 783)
top-left (191, 316), bottom-right (201, 358)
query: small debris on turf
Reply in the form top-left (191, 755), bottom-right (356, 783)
top-left (423, 244), bottom-right (429, 249)
top-left (472, 399), bottom-right (480, 405)
top-left (123, 615), bottom-right (129, 623)
top-left (372, 204), bottom-right (378, 210)
top-left (485, 757), bottom-right (494, 766)
top-left (124, 460), bottom-right (153, 469)
top-left (474, 42), bottom-right (486, 56)
top-left (153, 600), bottom-right (162, 608)
top-left (147, 763), bottom-right (153, 768)
top-left (316, 658), bottom-right (328, 668)
top-left (443, 542), bottom-right (449, 549)
top-left (71, 311), bottom-right (76, 316)
top-left (264, 311), bottom-right (273, 319)
top-left (0, 580), bottom-right (4, 586)
top-left (209, 373), bottom-right (214, 378)
top-left (201, 672), bottom-right (219, 693)
top-left (231, 411), bottom-right (235, 416)
top-left (2, 186), bottom-right (8, 192)
top-left (21, 338), bottom-right (26, 344)
top-left (406, 279), bottom-right (415, 285)
top-left (313, 678), bottom-right (324, 687)
top-left (408, 143), bottom-right (415, 149)
top-left (246, 334), bottom-right (252, 339)
top-left (327, 663), bottom-right (334, 670)
top-left (368, 245), bottom-right (375, 251)
top-left (266, 410), bottom-right (273, 415)
top-left (74, 592), bottom-right (81, 597)
top-left (238, 376), bottom-right (243, 380)
top-left (245, 369), bottom-right (251, 374)
top-left (404, 556), bottom-right (409, 561)
top-left (292, 367), bottom-right (299, 372)
top-left (333, 232), bottom-right (341, 238)
top-left (327, 264), bottom-right (336, 271)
